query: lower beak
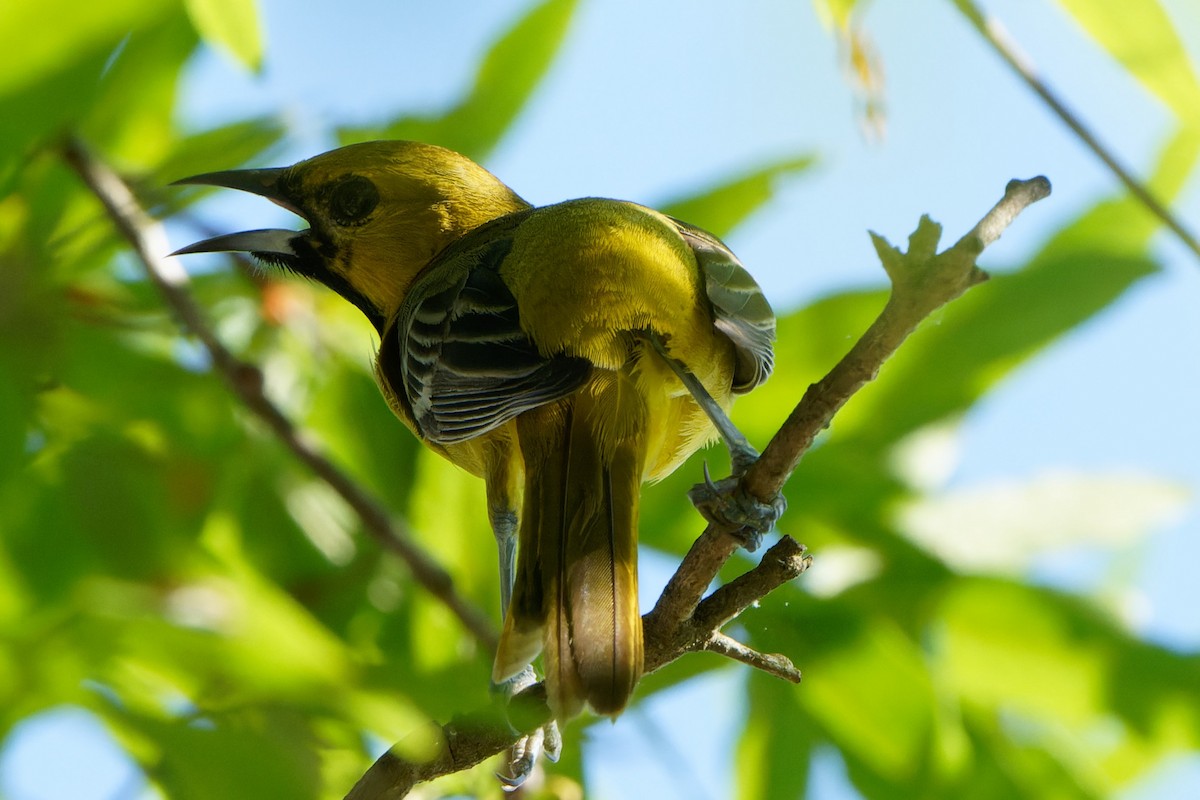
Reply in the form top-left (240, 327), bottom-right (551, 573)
top-left (170, 167), bottom-right (306, 258)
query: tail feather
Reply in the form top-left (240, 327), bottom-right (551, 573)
top-left (568, 436), bottom-right (642, 714)
top-left (494, 376), bottom-right (644, 719)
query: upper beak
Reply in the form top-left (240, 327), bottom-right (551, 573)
top-left (170, 167), bottom-right (307, 258)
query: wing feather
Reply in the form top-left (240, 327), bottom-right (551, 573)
top-left (379, 212), bottom-right (591, 444)
top-left (670, 217), bottom-right (775, 393)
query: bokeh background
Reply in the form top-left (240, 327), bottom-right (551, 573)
top-left (1, 0), bottom-right (1197, 797)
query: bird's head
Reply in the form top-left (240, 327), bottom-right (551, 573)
top-left (172, 140), bottom-right (530, 330)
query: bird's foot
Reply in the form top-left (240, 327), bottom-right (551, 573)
top-left (688, 462), bottom-right (787, 552)
top-left (493, 665), bottom-right (562, 790)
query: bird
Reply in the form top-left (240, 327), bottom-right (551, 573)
top-left (173, 140), bottom-right (776, 782)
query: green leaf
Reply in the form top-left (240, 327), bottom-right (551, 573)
top-left (799, 618), bottom-right (939, 785)
top-left (659, 154), bottom-right (816, 239)
top-left (0, 0), bottom-right (182, 184)
top-left (152, 116), bottom-right (285, 183)
top-left (813, 0), bottom-right (862, 30)
top-left (736, 674), bottom-right (811, 800)
top-left (1146, 123), bottom-right (1200, 199)
top-left (339, 0), bottom-right (579, 161)
top-left (959, 710), bottom-right (1105, 800)
top-left (117, 708), bottom-right (323, 800)
top-left (937, 578), bottom-right (1200, 788)
top-left (83, 14), bottom-right (199, 166)
top-left (895, 470), bottom-right (1190, 573)
top-left (183, 0), bottom-right (263, 71)
top-left (0, 0), bottom-right (173, 96)
top-left (303, 360), bottom-right (421, 515)
top-left (406, 448), bottom-right (498, 618)
top-left (942, 580), bottom-right (1119, 721)
top-left (1054, 0), bottom-right (1200, 121)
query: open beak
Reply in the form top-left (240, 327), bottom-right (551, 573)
top-left (170, 167), bottom-right (306, 259)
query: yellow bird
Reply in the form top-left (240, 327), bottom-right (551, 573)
top-left (174, 140), bottom-right (774, 772)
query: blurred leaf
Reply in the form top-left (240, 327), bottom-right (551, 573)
top-left (406, 448), bottom-right (497, 618)
top-left (0, 0), bottom-right (173, 96)
top-left (800, 544), bottom-right (884, 599)
top-left (938, 578), bottom-right (1200, 787)
top-left (0, 289), bottom-right (48, 490)
top-left (813, 0), bottom-right (862, 30)
top-left (14, 411), bottom-right (197, 605)
top-left (82, 15), bottom-right (198, 167)
top-left (339, 0), bottom-right (579, 161)
top-left (0, 53), bottom-right (114, 191)
top-left (895, 470), bottom-right (1190, 573)
top-left (0, 0), bottom-right (180, 187)
top-left (800, 618), bottom-right (939, 785)
top-left (736, 674), bottom-right (811, 800)
top-left (152, 116), bottom-right (285, 184)
top-left (659, 154), bottom-right (816, 239)
top-left (941, 580), bottom-right (1112, 725)
top-left (960, 710), bottom-right (1106, 800)
top-left (303, 359), bottom-right (422, 515)
top-left (123, 708), bottom-right (322, 800)
top-left (183, 0), bottom-right (263, 71)
top-left (745, 569), bottom-right (1200, 797)
top-left (1146, 123), bottom-right (1200, 199)
top-left (193, 513), bottom-right (355, 695)
top-left (812, 0), bottom-right (887, 138)
top-left (1055, 0), bottom-right (1200, 121)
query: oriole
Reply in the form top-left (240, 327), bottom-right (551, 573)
top-left (174, 140), bottom-right (774, 736)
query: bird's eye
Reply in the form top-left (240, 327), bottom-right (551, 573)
top-left (327, 175), bottom-right (379, 226)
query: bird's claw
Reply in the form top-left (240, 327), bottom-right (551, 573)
top-left (498, 727), bottom-right (541, 790)
top-left (492, 665), bottom-right (561, 789)
top-left (688, 462), bottom-right (786, 551)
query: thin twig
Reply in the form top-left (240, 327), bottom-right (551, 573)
top-left (644, 535), bottom-right (811, 678)
top-left (703, 633), bottom-right (802, 684)
top-left (60, 137), bottom-right (498, 650)
top-left (693, 537), bottom-right (812, 632)
top-left (952, 0), bottom-right (1200, 264)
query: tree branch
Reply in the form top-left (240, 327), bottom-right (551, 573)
top-left (952, 0), bottom-right (1200, 265)
top-left (343, 176), bottom-right (1051, 798)
top-left (60, 137), bottom-right (499, 651)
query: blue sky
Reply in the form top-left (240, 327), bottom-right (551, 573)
top-left (4, 0), bottom-right (1198, 797)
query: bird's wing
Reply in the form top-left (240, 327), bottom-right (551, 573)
top-left (379, 213), bottom-right (592, 445)
top-left (670, 217), bottom-right (775, 393)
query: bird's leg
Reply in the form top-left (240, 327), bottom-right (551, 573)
top-left (487, 505), bottom-right (562, 789)
top-left (648, 333), bottom-right (786, 551)
top-left (648, 336), bottom-right (759, 474)
top-left (493, 508), bottom-right (518, 615)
